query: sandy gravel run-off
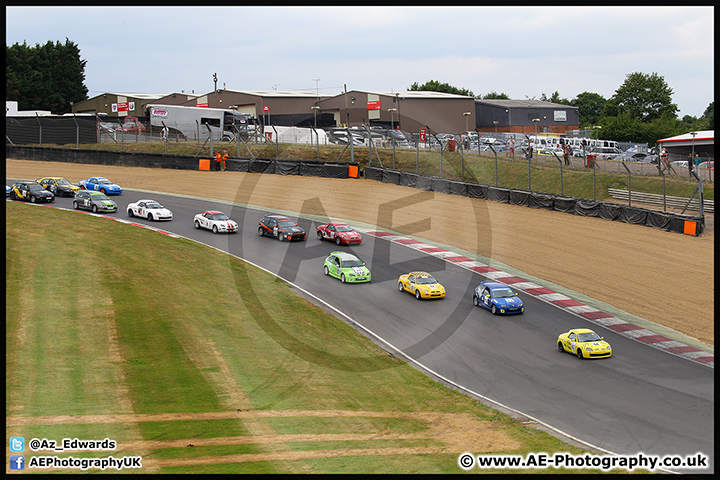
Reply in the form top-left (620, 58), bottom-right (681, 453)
top-left (6, 159), bottom-right (713, 348)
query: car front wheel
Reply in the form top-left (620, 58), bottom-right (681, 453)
top-left (576, 349), bottom-right (584, 359)
top-left (258, 227), bottom-right (264, 236)
top-left (558, 342), bottom-right (565, 353)
top-left (324, 265), bottom-right (329, 276)
top-left (415, 289), bottom-right (422, 300)
top-left (73, 201), bottom-right (79, 209)
top-left (336, 237), bottom-right (342, 245)
top-left (398, 282), bottom-right (404, 292)
top-left (278, 233), bottom-right (285, 242)
top-left (341, 273), bottom-right (346, 283)
top-left (30, 196), bottom-right (37, 203)
top-left (194, 220), bottom-right (200, 229)
top-left (147, 213), bottom-right (153, 221)
top-left (491, 304), bottom-right (497, 315)
top-left (128, 209), bottom-right (134, 217)
top-left (473, 295), bottom-right (479, 306)
top-left (212, 225), bottom-right (218, 234)
top-left (317, 231), bottom-right (323, 240)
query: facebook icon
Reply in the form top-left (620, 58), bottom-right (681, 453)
top-left (10, 454), bottom-right (25, 470)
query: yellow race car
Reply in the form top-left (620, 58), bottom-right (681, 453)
top-left (557, 328), bottom-right (612, 359)
top-left (35, 177), bottom-right (80, 197)
top-left (398, 271), bottom-right (446, 300)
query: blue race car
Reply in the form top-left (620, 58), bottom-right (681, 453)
top-left (473, 280), bottom-right (524, 315)
top-left (78, 176), bottom-right (123, 195)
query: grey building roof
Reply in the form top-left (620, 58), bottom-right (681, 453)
top-left (476, 99), bottom-right (575, 109)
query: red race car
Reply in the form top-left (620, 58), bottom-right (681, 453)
top-left (316, 222), bottom-right (363, 246)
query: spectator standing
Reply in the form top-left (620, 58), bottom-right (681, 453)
top-left (222, 150), bottom-right (229, 171)
top-left (215, 151), bottom-right (222, 171)
top-left (563, 144), bottom-right (570, 165)
top-left (509, 137), bottom-right (515, 158)
top-left (694, 152), bottom-right (702, 170)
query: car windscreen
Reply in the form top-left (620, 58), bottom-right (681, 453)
top-left (56, 179), bottom-right (72, 185)
top-left (341, 259), bottom-right (363, 268)
top-left (335, 225), bottom-right (353, 232)
top-left (278, 220), bottom-right (296, 228)
top-left (93, 194), bottom-right (110, 201)
top-left (28, 184), bottom-right (46, 192)
top-left (99, 180), bottom-right (113, 185)
top-left (493, 288), bottom-right (515, 298)
top-left (577, 332), bottom-right (602, 342)
top-left (146, 202), bottom-right (163, 209)
top-left (214, 213), bottom-right (229, 220)
top-left (416, 276), bottom-right (438, 285)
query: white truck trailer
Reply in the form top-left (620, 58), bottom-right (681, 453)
top-left (146, 104), bottom-right (250, 142)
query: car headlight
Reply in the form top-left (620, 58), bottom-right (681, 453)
top-left (585, 347), bottom-right (594, 352)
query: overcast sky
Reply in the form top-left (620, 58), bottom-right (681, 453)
top-left (5, 6), bottom-right (714, 118)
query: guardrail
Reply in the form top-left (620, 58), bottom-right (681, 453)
top-left (608, 188), bottom-right (714, 213)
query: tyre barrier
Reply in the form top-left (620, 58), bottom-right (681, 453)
top-left (364, 166), bottom-right (704, 236)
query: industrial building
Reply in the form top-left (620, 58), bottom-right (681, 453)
top-left (71, 89), bottom-right (579, 136)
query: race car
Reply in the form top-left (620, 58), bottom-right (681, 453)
top-left (35, 177), bottom-right (79, 197)
top-left (72, 190), bottom-right (117, 213)
top-left (258, 214), bottom-right (306, 241)
top-left (9, 180), bottom-right (55, 203)
top-left (323, 251), bottom-right (371, 283)
top-left (473, 280), bottom-right (524, 315)
top-left (127, 199), bottom-right (173, 221)
top-left (194, 211), bottom-right (238, 234)
top-left (78, 176), bottom-right (123, 195)
top-left (557, 328), bottom-right (612, 359)
top-left (316, 222), bottom-right (363, 245)
top-left (398, 271), bottom-right (446, 300)
top-left (6, 184), bottom-right (10, 197)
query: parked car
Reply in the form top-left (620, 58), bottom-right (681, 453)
top-left (589, 147), bottom-right (622, 160)
top-left (696, 161), bottom-right (714, 170)
top-left (116, 116), bottom-right (145, 134)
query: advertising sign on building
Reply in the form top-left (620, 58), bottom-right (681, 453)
top-left (554, 110), bottom-right (567, 122)
top-left (196, 103), bottom-right (209, 108)
top-left (366, 100), bottom-right (381, 111)
top-left (419, 128), bottom-right (426, 142)
top-left (111, 102), bottom-right (135, 113)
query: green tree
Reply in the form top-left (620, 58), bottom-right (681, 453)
top-left (482, 91), bottom-right (510, 99)
top-left (603, 72), bottom-right (678, 122)
top-left (6, 38), bottom-right (88, 114)
top-left (571, 92), bottom-right (607, 128)
top-left (408, 80), bottom-right (474, 97)
top-left (700, 102), bottom-right (714, 130)
top-left (548, 91), bottom-right (571, 105)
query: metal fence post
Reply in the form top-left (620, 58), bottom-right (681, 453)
top-left (621, 161), bottom-right (631, 205)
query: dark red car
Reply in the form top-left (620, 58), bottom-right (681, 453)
top-left (316, 222), bottom-right (363, 246)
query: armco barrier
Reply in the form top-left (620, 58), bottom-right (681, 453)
top-left (364, 166), bottom-right (704, 236)
top-left (6, 146), bottom-right (360, 180)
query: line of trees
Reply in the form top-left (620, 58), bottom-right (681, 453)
top-left (6, 39), bottom-right (88, 115)
top-left (409, 74), bottom-right (714, 145)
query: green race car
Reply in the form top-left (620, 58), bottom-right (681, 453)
top-left (323, 251), bottom-right (371, 283)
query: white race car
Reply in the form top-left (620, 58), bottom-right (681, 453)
top-left (127, 199), bottom-right (173, 221)
top-left (194, 210), bottom-right (238, 234)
